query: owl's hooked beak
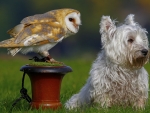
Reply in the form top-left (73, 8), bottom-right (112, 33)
top-left (73, 23), bottom-right (79, 30)
top-left (73, 22), bottom-right (81, 31)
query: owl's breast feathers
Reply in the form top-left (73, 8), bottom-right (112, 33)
top-left (0, 11), bottom-right (66, 48)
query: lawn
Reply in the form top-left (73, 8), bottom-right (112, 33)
top-left (0, 55), bottom-right (149, 113)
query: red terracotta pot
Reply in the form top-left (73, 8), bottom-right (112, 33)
top-left (20, 65), bottom-right (72, 110)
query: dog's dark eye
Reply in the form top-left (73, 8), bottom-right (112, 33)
top-left (128, 39), bottom-right (134, 43)
top-left (69, 18), bottom-right (74, 22)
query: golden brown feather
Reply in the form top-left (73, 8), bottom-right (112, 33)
top-left (0, 8), bottom-right (81, 62)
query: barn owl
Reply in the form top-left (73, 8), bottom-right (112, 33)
top-left (0, 8), bottom-right (81, 62)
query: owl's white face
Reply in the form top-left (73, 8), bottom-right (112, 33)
top-left (65, 12), bottom-right (81, 33)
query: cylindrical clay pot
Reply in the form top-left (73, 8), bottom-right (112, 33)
top-left (20, 65), bottom-right (72, 110)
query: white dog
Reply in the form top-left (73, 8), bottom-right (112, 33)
top-left (65, 14), bottom-right (149, 109)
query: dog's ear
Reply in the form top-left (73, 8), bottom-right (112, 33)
top-left (99, 16), bottom-right (116, 46)
top-left (125, 14), bottom-right (136, 26)
top-left (99, 16), bottom-right (116, 34)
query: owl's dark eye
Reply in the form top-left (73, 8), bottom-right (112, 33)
top-left (69, 18), bottom-right (74, 22)
top-left (128, 39), bottom-right (134, 43)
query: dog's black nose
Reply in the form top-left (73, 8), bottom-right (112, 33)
top-left (141, 49), bottom-right (148, 56)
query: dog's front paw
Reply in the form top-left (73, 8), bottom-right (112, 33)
top-left (134, 98), bottom-right (146, 109)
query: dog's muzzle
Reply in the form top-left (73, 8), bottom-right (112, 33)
top-left (141, 49), bottom-right (148, 56)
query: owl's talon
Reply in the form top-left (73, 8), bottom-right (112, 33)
top-left (45, 58), bottom-right (64, 65)
top-left (29, 56), bottom-right (64, 65)
top-left (29, 56), bottom-right (47, 62)
top-left (29, 56), bottom-right (42, 62)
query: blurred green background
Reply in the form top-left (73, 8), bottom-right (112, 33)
top-left (0, 1), bottom-right (150, 112)
top-left (0, 0), bottom-right (150, 58)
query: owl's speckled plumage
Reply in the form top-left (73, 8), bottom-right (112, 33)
top-left (0, 8), bottom-right (81, 60)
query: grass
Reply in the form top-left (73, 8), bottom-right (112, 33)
top-left (0, 55), bottom-right (150, 113)
top-left (29, 61), bottom-right (64, 66)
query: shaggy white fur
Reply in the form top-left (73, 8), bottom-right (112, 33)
top-left (65, 14), bottom-right (149, 110)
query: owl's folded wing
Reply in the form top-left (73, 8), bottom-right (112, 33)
top-left (20, 10), bottom-right (57, 25)
top-left (0, 24), bottom-right (65, 48)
